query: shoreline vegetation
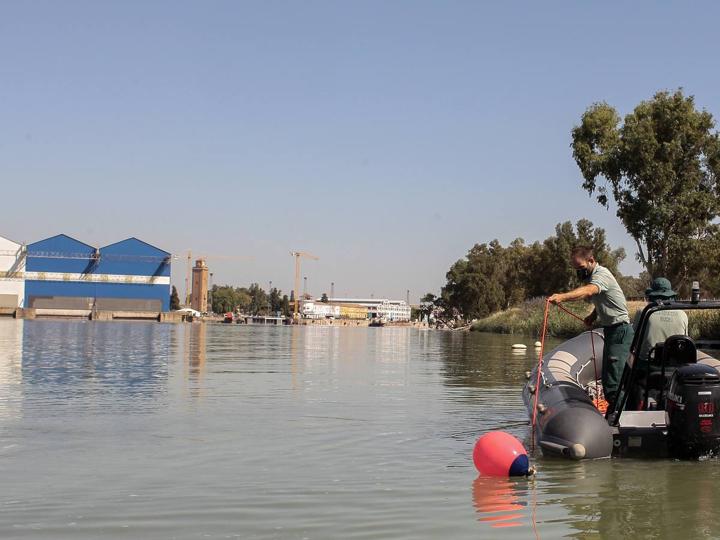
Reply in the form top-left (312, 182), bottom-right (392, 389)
top-left (471, 298), bottom-right (720, 341)
top-left (469, 299), bottom-right (642, 339)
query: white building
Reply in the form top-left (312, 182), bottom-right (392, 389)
top-left (301, 301), bottom-right (341, 319)
top-left (0, 236), bottom-right (25, 309)
top-left (327, 298), bottom-right (411, 322)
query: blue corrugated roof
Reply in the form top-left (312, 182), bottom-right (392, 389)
top-left (26, 234), bottom-right (97, 273)
top-left (101, 237), bottom-right (170, 256)
top-left (99, 237), bottom-right (171, 277)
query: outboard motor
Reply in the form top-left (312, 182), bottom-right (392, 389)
top-left (664, 336), bottom-right (720, 457)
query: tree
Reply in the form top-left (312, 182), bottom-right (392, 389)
top-left (207, 285), bottom-right (253, 314)
top-left (209, 285), bottom-right (234, 314)
top-left (571, 89), bottom-right (720, 290)
top-left (169, 285), bottom-right (181, 310)
top-left (320, 293), bottom-right (328, 303)
top-left (281, 294), bottom-right (291, 317)
top-left (247, 283), bottom-right (268, 315)
top-left (235, 287), bottom-right (252, 313)
top-left (441, 242), bottom-right (507, 319)
top-left (268, 287), bottom-right (283, 313)
top-left (617, 272), bottom-right (650, 299)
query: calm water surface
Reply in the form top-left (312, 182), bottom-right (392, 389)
top-left (0, 319), bottom-right (719, 539)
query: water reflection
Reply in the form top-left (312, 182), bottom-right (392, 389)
top-left (0, 319), bottom-right (23, 420)
top-left (179, 322), bottom-right (207, 400)
top-left (20, 320), bottom-right (172, 410)
top-left (187, 323), bottom-right (206, 376)
top-left (472, 475), bottom-right (528, 529)
top-left (440, 332), bottom-right (561, 392)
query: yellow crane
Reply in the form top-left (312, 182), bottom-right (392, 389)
top-left (291, 251), bottom-right (319, 317)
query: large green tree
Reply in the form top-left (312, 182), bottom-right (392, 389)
top-left (571, 89), bottom-right (720, 290)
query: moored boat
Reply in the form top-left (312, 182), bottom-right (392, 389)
top-left (524, 300), bottom-right (720, 460)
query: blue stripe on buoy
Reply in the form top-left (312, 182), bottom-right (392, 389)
top-left (508, 454), bottom-right (529, 476)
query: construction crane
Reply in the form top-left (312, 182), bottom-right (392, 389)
top-left (184, 250), bottom-right (254, 306)
top-left (291, 251), bottom-right (319, 318)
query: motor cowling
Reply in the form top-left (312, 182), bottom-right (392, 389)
top-left (666, 363), bottom-right (720, 458)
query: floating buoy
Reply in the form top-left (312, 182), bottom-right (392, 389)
top-left (534, 341), bottom-right (542, 348)
top-left (511, 344), bottom-right (527, 350)
top-left (473, 431), bottom-right (530, 477)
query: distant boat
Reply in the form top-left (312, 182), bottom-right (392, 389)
top-left (223, 312), bottom-right (234, 323)
top-left (369, 318), bottom-right (385, 327)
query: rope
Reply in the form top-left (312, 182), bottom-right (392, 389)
top-left (530, 475), bottom-right (541, 540)
top-left (530, 299), bottom-right (551, 450)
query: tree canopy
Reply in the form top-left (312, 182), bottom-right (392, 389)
top-left (571, 89), bottom-right (720, 292)
top-left (209, 283), bottom-right (289, 315)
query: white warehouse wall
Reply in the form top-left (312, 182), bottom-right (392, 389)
top-left (0, 236), bottom-right (25, 308)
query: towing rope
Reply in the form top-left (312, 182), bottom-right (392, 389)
top-left (530, 299), bottom-right (551, 450)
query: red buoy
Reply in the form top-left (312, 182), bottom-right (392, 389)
top-left (473, 431), bottom-right (529, 477)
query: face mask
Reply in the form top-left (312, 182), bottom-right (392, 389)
top-left (576, 267), bottom-right (592, 281)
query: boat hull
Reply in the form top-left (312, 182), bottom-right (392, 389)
top-left (523, 331), bottom-right (613, 459)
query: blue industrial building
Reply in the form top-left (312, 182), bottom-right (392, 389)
top-left (24, 234), bottom-right (171, 312)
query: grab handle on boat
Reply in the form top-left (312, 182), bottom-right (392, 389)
top-left (539, 440), bottom-right (586, 460)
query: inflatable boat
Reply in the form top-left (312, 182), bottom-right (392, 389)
top-left (523, 300), bottom-right (720, 460)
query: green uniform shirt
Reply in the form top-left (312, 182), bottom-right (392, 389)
top-left (632, 308), bottom-right (689, 361)
top-left (588, 264), bottom-right (630, 327)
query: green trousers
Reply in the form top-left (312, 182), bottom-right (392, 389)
top-left (602, 322), bottom-right (634, 404)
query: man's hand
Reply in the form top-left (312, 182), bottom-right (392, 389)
top-left (548, 293), bottom-right (564, 304)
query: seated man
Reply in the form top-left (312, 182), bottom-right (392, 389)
top-left (630, 278), bottom-right (688, 409)
top-left (633, 277), bottom-right (688, 364)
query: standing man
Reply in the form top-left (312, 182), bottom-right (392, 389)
top-left (547, 246), bottom-right (633, 409)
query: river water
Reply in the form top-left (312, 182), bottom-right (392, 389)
top-left (0, 319), bottom-right (719, 539)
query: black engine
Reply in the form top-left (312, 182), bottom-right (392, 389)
top-left (664, 336), bottom-right (720, 457)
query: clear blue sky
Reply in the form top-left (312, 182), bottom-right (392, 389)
top-left (1, 1), bottom-right (718, 301)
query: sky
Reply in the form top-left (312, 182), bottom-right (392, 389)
top-left (1, 1), bottom-right (719, 302)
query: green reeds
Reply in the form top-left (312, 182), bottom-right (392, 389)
top-left (471, 298), bottom-right (589, 338)
top-left (473, 298), bottom-right (720, 341)
top-left (471, 299), bottom-right (648, 339)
